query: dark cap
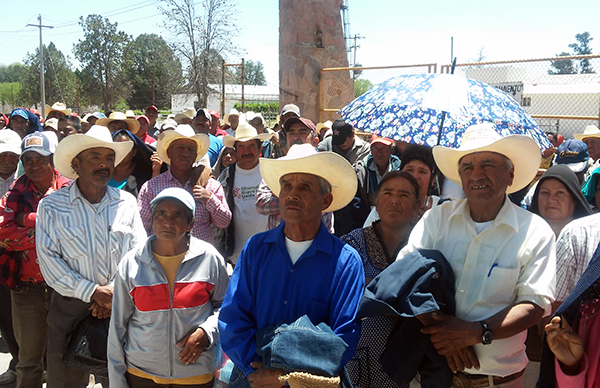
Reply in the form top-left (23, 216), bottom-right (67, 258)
top-left (331, 119), bottom-right (353, 146)
top-left (283, 117), bottom-right (317, 135)
top-left (555, 138), bottom-right (589, 173)
top-left (194, 108), bottom-right (211, 121)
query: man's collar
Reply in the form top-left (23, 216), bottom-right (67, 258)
top-left (69, 179), bottom-right (117, 207)
top-left (451, 196), bottom-right (519, 233)
top-left (265, 221), bottom-right (334, 255)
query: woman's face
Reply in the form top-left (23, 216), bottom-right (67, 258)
top-left (152, 199), bottom-right (193, 242)
top-left (538, 178), bottom-right (576, 223)
top-left (402, 159), bottom-right (432, 200)
top-left (222, 147), bottom-right (237, 168)
top-left (375, 177), bottom-right (418, 228)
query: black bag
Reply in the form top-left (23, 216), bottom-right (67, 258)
top-left (64, 313), bottom-right (110, 379)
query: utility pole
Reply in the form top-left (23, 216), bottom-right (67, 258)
top-left (27, 15), bottom-right (53, 118)
top-left (348, 34), bottom-right (364, 68)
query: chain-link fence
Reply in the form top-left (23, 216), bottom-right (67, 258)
top-left (320, 55), bottom-right (600, 139)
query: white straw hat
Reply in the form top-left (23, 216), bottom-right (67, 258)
top-left (432, 123), bottom-right (541, 194)
top-left (224, 109), bottom-right (240, 125)
top-left (573, 125), bottom-right (600, 141)
top-left (54, 125), bottom-right (134, 180)
top-left (222, 121), bottom-right (273, 148)
top-left (45, 102), bottom-right (72, 117)
top-left (259, 143), bottom-right (357, 212)
top-left (96, 112), bottom-right (140, 133)
top-left (156, 124), bottom-right (210, 165)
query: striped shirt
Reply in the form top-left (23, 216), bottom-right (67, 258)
top-left (138, 169), bottom-right (231, 243)
top-left (555, 213), bottom-right (600, 301)
top-left (36, 182), bottom-right (147, 303)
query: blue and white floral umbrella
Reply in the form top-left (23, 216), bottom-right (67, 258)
top-left (338, 73), bottom-right (552, 150)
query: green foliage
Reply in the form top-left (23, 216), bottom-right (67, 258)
top-left (0, 64), bottom-right (27, 83)
top-left (0, 82), bottom-right (23, 105)
top-left (569, 32), bottom-right (595, 74)
top-left (232, 60), bottom-right (267, 86)
top-left (233, 101), bottom-right (279, 114)
top-left (112, 99), bottom-right (129, 112)
top-left (124, 34), bottom-right (183, 110)
top-left (74, 14), bottom-right (132, 110)
top-left (354, 79), bottom-right (374, 98)
top-left (549, 52), bottom-right (577, 75)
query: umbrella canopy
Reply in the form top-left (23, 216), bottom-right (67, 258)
top-left (339, 73), bottom-right (552, 150)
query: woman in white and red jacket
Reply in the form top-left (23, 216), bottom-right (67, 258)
top-left (108, 188), bottom-right (229, 388)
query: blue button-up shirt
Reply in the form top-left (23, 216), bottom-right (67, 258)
top-left (219, 222), bottom-right (364, 376)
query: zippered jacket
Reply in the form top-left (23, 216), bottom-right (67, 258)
top-left (108, 235), bottom-right (230, 387)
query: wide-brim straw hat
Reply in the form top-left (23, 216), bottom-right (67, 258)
top-left (574, 125), bottom-right (600, 141)
top-left (432, 123), bottom-right (541, 194)
top-left (156, 124), bottom-right (210, 165)
top-left (222, 122), bottom-right (273, 148)
top-left (316, 120), bottom-right (333, 133)
top-left (54, 125), bottom-right (134, 180)
top-left (279, 372), bottom-right (340, 388)
top-left (96, 112), bottom-right (140, 133)
top-left (45, 102), bottom-right (72, 117)
top-left (224, 108), bottom-right (240, 125)
top-left (174, 108), bottom-right (196, 124)
top-left (259, 143), bottom-right (357, 212)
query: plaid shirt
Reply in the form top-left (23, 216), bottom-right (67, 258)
top-left (0, 170), bottom-right (71, 285)
top-left (255, 179), bottom-right (334, 232)
top-left (555, 213), bottom-right (600, 301)
top-left (138, 169), bottom-right (231, 243)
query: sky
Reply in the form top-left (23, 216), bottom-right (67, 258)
top-left (1, 0), bottom-right (600, 88)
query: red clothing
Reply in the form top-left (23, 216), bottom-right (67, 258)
top-left (140, 132), bottom-right (157, 145)
top-left (214, 128), bottom-right (228, 138)
top-left (0, 170), bottom-right (72, 283)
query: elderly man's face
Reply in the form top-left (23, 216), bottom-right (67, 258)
top-left (167, 139), bottom-right (197, 170)
top-left (279, 173), bottom-right (332, 226)
top-left (46, 111), bottom-right (66, 120)
top-left (235, 140), bottom-right (260, 170)
top-left (458, 151), bottom-right (514, 208)
top-left (0, 152), bottom-right (19, 177)
top-left (152, 199), bottom-right (193, 242)
top-left (10, 116), bottom-right (29, 138)
top-left (583, 137), bottom-right (600, 161)
top-left (229, 115), bottom-right (239, 130)
top-left (21, 152), bottom-right (54, 185)
top-left (287, 123), bottom-right (315, 147)
top-left (371, 142), bottom-right (393, 168)
top-left (192, 115), bottom-right (210, 134)
top-left (107, 120), bottom-right (128, 134)
top-left (71, 147), bottom-right (115, 188)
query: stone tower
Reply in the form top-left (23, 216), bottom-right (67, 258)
top-left (279, 0), bottom-right (353, 123)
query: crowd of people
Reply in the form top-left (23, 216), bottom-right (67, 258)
top-left (0, 100), bottom-right (599, 388)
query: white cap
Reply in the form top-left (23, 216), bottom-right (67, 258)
top-left (0, 130), bottom-right (22, 156)
top-left (150, 187), bottom-right (196, 213)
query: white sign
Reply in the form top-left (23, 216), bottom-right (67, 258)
top-left (491, 82), bottom-right (524, 105)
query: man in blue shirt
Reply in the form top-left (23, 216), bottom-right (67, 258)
top-left (193, 108), bottom-right (223, 167)
top-left (219, 144), bottom-right (364, 387)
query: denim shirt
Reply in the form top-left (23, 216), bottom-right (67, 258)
top-left (219, 222), bottom-right (364, 376)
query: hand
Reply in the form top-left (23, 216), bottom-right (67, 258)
top-left (271, 132), bottom-right (280, 146)
top-left (192, 185), bottom-right (212, 204)
top-left (247, 362), bottom-right (286, 388)
top-left (421, 313), bottom-right (481, 355)
top-left (151, 152), bottom-right (163, 177)
top-left (545, 315), bottom-right (584, 375)
top-left (444, 347), bottom-right (480, 373)
top-left (177, 328), bottom-right (209, 365)
top-left (89, 302), bottom-right (111, 319)
top-left (91, 285), bottom-right (113, 309)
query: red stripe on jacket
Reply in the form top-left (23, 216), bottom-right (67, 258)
top-left (130, 282), bottom-right (215, 312)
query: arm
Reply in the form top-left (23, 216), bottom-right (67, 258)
top-left (36, 201), bottom-right (98, 302)
top-left (555, 227), bottom-right (576, 303)
top-left (255, 180), bottom-right (280, 216)
top-left (203, 178), bottom-right (231, 228)
top-left (218, 242), bottom-right (259, 376)
top-left (107, 261), bottom-right (136, 388)
top-left (0, 192), bottom-right (37, 252)
top-left (137, 182), bottom-right (153, 235)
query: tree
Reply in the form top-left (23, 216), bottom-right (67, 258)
top-left (74, 14), bottom-right (131, 110)
top-left (0, 63), bottom-right (27, 83)
top-left (19, 43), bottom-right (78, 109)
top-left (354, 79), bottom-right (373, 98)
top-left (548, 52), bottom-right (577, 75)
top-left (160, 0), bottom-right (239, 107)
top-left (231, 60), bottom-right (267, 85)
top-left (124, 34), bottom-right (184, 110)
top-left (569, 32), bottom-right (595, 74)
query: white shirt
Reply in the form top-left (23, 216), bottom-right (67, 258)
top-left (397, 197), bottom-right (556, 377)
top-left (36, 182), bottom-right (147, 303)
top-left (555, 213), bottom-right (600, 301)
top-left (230, 164), bottom-right (268, 264)
top-left (285, 237), bottom-right (313, 265)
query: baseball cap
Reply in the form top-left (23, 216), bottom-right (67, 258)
top-left (195, 108), bottom-right (211, 121)
top-left (44, 117), bottom-right (59, 131)
top-left (283, 117), bottom-right (317, 136)
top-left (10, 108), bottom-right (29, 120)
top-left (555, 138), bottom-right (589, 173)
top-left (371, 135), bottom-right (394, 146)
top-left (281, 104), bottom-right (300, 117)
top-left (146, 105), bottom-right (158, 112)
top-left (331, 119), bottom-right (353, 146)
top-left (151, 187), bottom-right (196, 213)
top-left (21, 132), bottom-right (56, 156)
top-left (208, 110), bottom-right (220, 119)
top-left (0, 130), bottom-right (22, 156)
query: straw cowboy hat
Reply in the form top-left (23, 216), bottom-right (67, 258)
top-left (259, 143), bottom-right (357, 212)
top-left (279, 372), bottom-right (340, 388)
top-left (224, 108), bottom-right (240, 125)
top-left (222, 121), bottom-right (273, 148)
top-left (156, 124), bottom-right (210, 165)
top-left (573, 125), bottom-right (600, 141)
top-left (54, 125), bottom-right (134, 180)
top-left (316, 120), bottom-right (333, 134)
top-left (125, 110), bottom-right (136, 119)
top-left (96, 112), bottom-right (140, 133)
top-left (432, 123), bottom-right (541, 194)
top-left (45, 102), bottom-right (72, 117)
top-left (174, 108), bottom-right (196, 124)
